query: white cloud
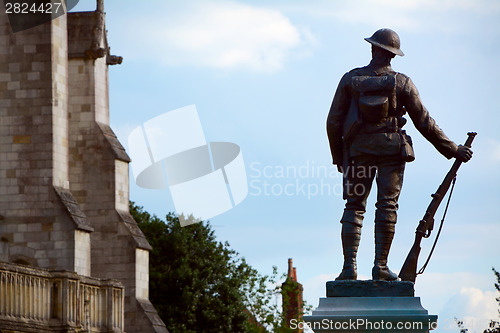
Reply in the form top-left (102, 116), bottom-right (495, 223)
top-left (439, 288), bottom-right (498, 333)
top-left (118, 0), bottom-right (315, 72)
top-left (292, 0), bottom-right (500, 33)
top-left (416, 272), bottom-right (494, 303)
top-left (371, 0), bottom-right (498, 11)
top-left (412, 272), bottom-right (499, 333)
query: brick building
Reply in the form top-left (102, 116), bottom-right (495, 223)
top-left (282, 258), bottom-right (304, 333)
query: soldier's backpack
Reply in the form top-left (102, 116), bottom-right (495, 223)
top-left (342, 73), bottom-right (397, 143)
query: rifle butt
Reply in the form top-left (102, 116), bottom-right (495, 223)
top-left (398, 243), bottom-right (421, 282)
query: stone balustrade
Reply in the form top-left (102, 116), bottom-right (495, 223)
top-left (0, 262), bottom-right (124, 333)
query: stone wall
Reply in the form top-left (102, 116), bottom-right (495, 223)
top-left (0, 4), bottom-right (93, 276)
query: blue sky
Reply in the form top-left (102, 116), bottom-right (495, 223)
top-left (73, 1), bottom-right (500, 331)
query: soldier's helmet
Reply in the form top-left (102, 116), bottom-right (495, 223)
top-left (365, 28), bottom-right (404, 57)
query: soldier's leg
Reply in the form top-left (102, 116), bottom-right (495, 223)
top-left (372, 223), bottom-right (398, 280)
top-left (342, 156), bottom-right (377, 225)
top-left (372, 157), bottom-right (405, 281)
top-left (336, 222), bottom-right (362, 280)
top-left (336, 157), bottom-right (376, 280)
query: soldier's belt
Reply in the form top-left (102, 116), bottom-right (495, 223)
top-left (359, 117), bottom-right (400, 134)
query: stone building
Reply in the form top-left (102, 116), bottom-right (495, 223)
top-left (0, 2), bottom-right (166, 332)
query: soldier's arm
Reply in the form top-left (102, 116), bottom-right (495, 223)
top-left (401, 76), bottom-right (459, 159)
top-left (327, 73), bottom-right (350, 166)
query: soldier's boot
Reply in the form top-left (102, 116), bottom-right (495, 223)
top-left (372, 222), bottom-right (398, 281)
top-left (336, 223), bottom-right (361, 280)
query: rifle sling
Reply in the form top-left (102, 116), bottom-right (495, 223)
top-left (417, 176), bottom-right (457, 276)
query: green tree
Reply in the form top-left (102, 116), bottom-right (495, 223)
top-left (130, 202), bottom-right (291, 333)
top-left (484, 267), bottom-right (500, 333)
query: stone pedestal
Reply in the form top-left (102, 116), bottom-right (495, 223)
top-left (304, 281), bottom-right (437, 333)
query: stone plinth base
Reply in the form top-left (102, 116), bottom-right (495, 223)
top-left (327, 280), bottom-right (415, 297)
top-left (303, 281), bottom-right (437, 333)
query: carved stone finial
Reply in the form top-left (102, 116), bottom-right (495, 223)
top-left (107, 55), bottom-right (123, 66)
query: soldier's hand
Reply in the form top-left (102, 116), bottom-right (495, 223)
top-left (456, 145), bottom-right (473, 162)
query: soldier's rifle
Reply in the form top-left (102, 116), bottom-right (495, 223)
top-left (399, 132), bottom-right (476, 282)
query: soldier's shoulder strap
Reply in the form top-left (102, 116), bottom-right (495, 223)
top-left (351, 74), bottom-right (396, 95)
top-left (347, 66), bottom-right (368, 76)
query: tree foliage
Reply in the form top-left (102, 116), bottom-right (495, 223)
top-left (130, 202), bottom-right (294, 333)
top-left (484, 267), bottom-right (500, 333)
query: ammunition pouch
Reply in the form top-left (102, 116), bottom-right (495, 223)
top-left (400, 130), bottom-right (415, 162)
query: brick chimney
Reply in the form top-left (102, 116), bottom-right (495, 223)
top-left (282, 258), bottom-right (304, 332)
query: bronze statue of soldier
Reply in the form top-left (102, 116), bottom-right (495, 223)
top-left (327, 28), bottom-right (473, 281)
